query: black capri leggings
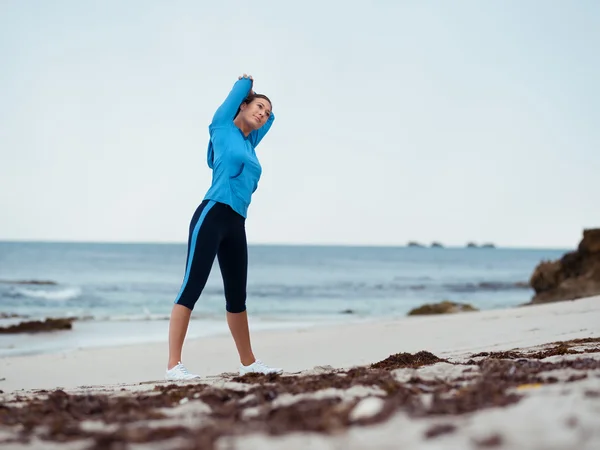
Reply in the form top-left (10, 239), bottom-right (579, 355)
top-left (174, 200), bottom-right (247, 313)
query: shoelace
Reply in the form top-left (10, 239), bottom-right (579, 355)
top-left (177, 364), bottom-right (190, 375)
top-left (253, 360), bottom-right (269, 369)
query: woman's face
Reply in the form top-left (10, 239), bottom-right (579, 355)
top-left (239, 98), bottom-right (272, 130)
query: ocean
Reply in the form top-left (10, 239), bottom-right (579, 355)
top-left (0, 241), bottom-right (565, 357)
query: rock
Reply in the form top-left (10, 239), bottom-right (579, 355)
top-left (0, 318), bottom-right (75, 334)
top-left (477, 281), bottom-right (528, 290)
top-left (0, 313), bottom-right (28, 319)
top-left (0, 279), bottom-right (57, 285)
top-left (579, 229), bottom-right (600, 254)
top-left (466, 242), bottom-right (495, 248)
top-left (407, 300), bottom-right (478, 316)
top-left (530, 260), bottom-right (562, 293)
top-left (446, 281), bottom-right (530, 292)
top-left (527, 228), bottom-right (600, 304)
top-left (431, 242), bottom-right (444, 248)
top-left (408, 241), bottom-right (424, 248)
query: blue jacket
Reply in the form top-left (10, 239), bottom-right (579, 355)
top-left (203, 78), bottom-right (275, 218)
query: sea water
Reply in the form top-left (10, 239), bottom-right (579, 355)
top-left (0, 241), bottom-right (566, 356)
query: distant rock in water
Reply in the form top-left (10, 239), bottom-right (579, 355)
top-left (446, 281), bottom-right (530, 293)
top-left (0, 318), bottom-right (74, 334)
top-left (528, 228), bottom-right (600, 304)
top-left (0, 279), bottom-right (58, 286)
top-left (408, 300), bottom-right (478, 316)
top-left (409, 284), bottom-right (426, 291)
top-left (431, 242), bottom-right (444, 248)
top-left (465, 242), bottom-right (496, 249)
top-left (408, 241), bottom-right (424, 248)
top-left (0, 313), bottom-right (29, 319)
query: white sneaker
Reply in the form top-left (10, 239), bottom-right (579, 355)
top-left (165, 362), bottom-right (200, 381)
top-left (239, 359), bottom-right (283, 376)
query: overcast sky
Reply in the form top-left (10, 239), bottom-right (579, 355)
top-left (1, 0), bottom-right (598, 248)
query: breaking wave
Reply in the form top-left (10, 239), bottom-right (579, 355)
top-left (11, 286), bottom-right (82, 301)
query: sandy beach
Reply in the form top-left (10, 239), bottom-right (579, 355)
top-left (2, 0), bottom-right (598, 448)
top-left (1, 295), bottom-right (599, 449)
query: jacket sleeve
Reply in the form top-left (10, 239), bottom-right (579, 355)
top-left (211, 78), bottom-right (253, 125)
top-left (249, 112), bottom-right (275, 147)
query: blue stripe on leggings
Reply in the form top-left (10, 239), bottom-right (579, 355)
top-left (174, 200), bottom-right (216, 304)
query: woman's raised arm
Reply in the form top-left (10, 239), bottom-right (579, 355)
top-left (249, 112), bottom-right (275, 147)
top-left (211, 74), bottom-right (254, 125)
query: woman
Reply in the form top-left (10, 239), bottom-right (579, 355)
top-left (165, 74), bottom-right (281, 380)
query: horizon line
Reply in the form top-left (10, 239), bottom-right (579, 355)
top-left (0, 238), bottom-right (573, 251)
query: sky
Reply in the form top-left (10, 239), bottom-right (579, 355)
top-left (1, 0), bottom-right (598, 248)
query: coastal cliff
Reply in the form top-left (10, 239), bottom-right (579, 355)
top-left (528, 228), bottom-right (600, 304)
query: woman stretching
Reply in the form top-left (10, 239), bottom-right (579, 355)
top-left (166, 74), bottom-right (281, 380)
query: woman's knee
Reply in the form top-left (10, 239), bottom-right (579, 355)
top-left (175, 294), bottom-right (198, 311)
top-left (226, 297), bottom-right (247, 314)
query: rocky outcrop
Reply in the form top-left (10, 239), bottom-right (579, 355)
top-left (528, 228), bottom-right (600, 304)
top-left (0, 279), bottom-right (57, 285)
top-left (0, 318), bottom-right (74, 334)
top-left (0, 313), bottom-right (28, 319)
top-left (446, 281), bottom-right (529, 292)
top-left (407, 300), bottom-right (478, 316)
top-left (466, 242), bottom-right (496, 248)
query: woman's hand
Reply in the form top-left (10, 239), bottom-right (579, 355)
top-left (238, 73), bottom-right (254, 94)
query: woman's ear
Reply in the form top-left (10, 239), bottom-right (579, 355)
top-left (239, 102), bottom-right (248, 111)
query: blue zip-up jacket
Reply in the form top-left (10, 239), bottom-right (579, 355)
top-left (203, 78), bottom-right (275, 218)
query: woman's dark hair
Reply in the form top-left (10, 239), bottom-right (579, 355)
top-left (235, 93), bottom-right (272, 118)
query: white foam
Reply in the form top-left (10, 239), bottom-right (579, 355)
top-left (14, 286), bottom-right (82, 301)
